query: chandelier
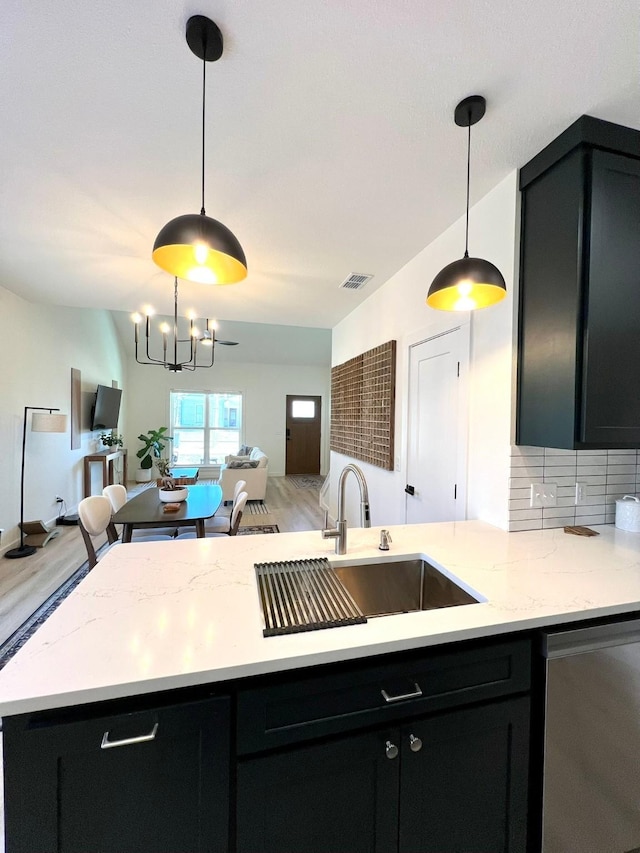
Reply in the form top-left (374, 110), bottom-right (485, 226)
top-left (132, 277), bottom-right (237, 372)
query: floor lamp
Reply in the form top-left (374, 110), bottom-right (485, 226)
top-left (6, 407), bottom-right (68, 560)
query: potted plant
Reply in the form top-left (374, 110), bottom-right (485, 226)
top-left (136, 427), bottom-right (172, 483)
top-left (100, 432), bottom-right (124, 449)
top-left (158, 474), bottom-right (188, 503)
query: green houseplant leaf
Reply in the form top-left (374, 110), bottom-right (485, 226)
top-left (136, 428), bottom-right (172, 470)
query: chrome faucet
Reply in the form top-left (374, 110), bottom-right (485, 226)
top-left (322, 464), bottom-right (371, 555)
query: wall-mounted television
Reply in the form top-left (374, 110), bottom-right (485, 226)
top-left (91, 385), bottom-right (122, 430)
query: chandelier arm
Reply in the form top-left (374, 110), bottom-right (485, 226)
top-left (136, 339), bottom-right (164, 364)
top-left (142, 324), bottom-right (168, 365)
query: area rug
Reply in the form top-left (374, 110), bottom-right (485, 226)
top-left (289, 475), bottom-right (325, 490)
top-left (0, 523), bottom-right (280, 671)
top-left (0, 560), bottom-right (93, 670)
top-left (238, 524), bottom-right (279, 535)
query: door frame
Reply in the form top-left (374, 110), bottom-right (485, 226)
top-left (403, 322), bottom-right (470, 524)
top-left (285, 394), bottom-right (322, 475)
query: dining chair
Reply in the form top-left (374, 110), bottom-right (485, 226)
top-left (102, 484), bottom-right (127, 512)
top-left (203, 479), bottom-right (247, 534)
top-left (102, 484), bottom-right (178, 539)
top-left (77, 496), bottom-right (120, 569)
top-left (176, 492), bottom-right (248, 539)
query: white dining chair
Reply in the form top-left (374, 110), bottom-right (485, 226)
top-left (102, 484), bottom-right (178, 539)
top-left (102, 484), bottom-right (127, 512)
top-left (77, 496), bottom-right (120, 569)
top-left (176, 491), bottom-right (248, 539)
top-left (201, 479), bottom-right (247, 534)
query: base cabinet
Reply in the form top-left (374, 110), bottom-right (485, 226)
top-left (3, 637), bottom-right (532, 853)
top-left (398, 699), bottom-right (529, 852)
top-left (3, 695), bottom-right (230, 853)
top-left (237, 696), bottom-right (530, 853)
top-left (237, 728), bottom-right (399, 852)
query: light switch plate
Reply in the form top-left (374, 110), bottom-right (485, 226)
top-left (530, 482), bottom-right (558, 508)
top-left (575, 482), bottom-right (587, 504)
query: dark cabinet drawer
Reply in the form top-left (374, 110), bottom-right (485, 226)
top-left (237, 636), bottom-right (531, 753)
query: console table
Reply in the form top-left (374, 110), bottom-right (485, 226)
top-left (83, 449), bottom-right (128, 498)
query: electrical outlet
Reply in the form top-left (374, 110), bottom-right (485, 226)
top-left (530, 482), bottom-right (558, 508)
top-left (575, 482), bottom-right (587, 505)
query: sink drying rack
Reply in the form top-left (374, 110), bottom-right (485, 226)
top-left (255, 557), bottom-right (367, 637)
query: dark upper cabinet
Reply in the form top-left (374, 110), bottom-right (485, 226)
top-left (517, 116), bottom-right (640, 449)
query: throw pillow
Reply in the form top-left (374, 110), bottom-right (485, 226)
top-left (238, 444), bottom-right (254, 456)
top-left (226, 454), bottom-right (249, 464)
top-left (228, 459), bottom-right (259, 469)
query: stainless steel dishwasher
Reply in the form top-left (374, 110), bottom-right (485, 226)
top-left (542, 619), bottom-right (640, 853)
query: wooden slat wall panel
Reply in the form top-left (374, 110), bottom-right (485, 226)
top-left (330, 341), bottom-right (396, 470)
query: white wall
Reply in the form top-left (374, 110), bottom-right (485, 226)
top-left (0, 286), bottom-right (126, 551)
top-left (124, 360), bottom-right (331, 478)
top-left (330, 171), bottom-right (519, 529)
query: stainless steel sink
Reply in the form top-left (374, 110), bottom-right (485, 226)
top-left (331, 556), bottom-right (483, 617)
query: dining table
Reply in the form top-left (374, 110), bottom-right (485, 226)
top-left (112, 483), bottom-right (222, 543)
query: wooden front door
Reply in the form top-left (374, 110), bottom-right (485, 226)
top-left (285, 395), bottom-right (321, 475)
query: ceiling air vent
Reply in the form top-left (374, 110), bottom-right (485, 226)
top-left (339, 273), bottom-right (374, 291)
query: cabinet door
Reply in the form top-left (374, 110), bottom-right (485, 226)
top-left (4, 696), bottom-right (230, 853)
top-left (236, 728), bottom-right (399, 853)
top-left (398, 697), bottom-right (530, 853)
top-left (582, 150), bottom-right (640, 445)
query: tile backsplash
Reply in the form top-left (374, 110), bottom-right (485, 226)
top-left (509, 446), bottom-right (640, 532)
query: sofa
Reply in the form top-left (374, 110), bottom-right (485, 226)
top-left (219, 446), bottom-right (268, 503)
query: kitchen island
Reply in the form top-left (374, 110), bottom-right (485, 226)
top-left (4, 519), bottom-right (640, 852)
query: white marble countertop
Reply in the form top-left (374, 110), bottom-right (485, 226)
top-left (3, 520), bottom-right (640, 716)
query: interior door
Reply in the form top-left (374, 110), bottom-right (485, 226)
top-left (285, 395), bottom-right (321, 475)
top-left (405, 328), bottom-right (467, 524)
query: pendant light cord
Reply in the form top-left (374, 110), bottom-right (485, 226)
top-left (464, 118), bottom-right (471, 259)
top-left (200, 48), bottom-right (207, 216)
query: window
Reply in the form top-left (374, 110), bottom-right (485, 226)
top-left (291, 399), bottom-right (315, 418)
top-left (170, 391), bottom-right (242, 465)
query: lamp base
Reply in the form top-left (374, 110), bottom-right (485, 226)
top-left (5, 544), bottom-right (37, 559)
top-left (56, 514), bottom-right (79, 526)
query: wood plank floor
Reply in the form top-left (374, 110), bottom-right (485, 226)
top-left (0, 477), bottom-right (325, 646)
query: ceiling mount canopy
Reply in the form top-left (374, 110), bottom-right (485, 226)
top-left (426, 95), bottom-right (506, 312)
top-left (152, 15), bottom-right (247, 286)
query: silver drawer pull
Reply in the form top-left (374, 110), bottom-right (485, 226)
top-left (101, 722), bottom-right (158, 749)
top-left (381, 681), bottom-right (423, 703)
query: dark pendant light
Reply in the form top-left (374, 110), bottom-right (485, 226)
top-left (427, 95), bottom-right (506, 312)
top-left (152, 16), bottom-right (247, 285)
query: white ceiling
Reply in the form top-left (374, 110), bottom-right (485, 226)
top-left (2, 1), bottom-right (639, 330)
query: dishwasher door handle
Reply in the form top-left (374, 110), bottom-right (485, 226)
top-left (543, 618), bottom-right (640, 659)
